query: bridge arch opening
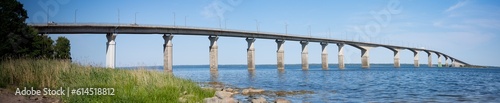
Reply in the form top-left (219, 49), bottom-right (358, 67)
top-left (399, 49), bottom-right (415, 67)
top-left (369, 47), bottom-right (394, 68)
top-left (216, 36), bottom-right (247, 65)
top-left (172, 35), bottom-right (209, 65)
top-left (326, 43), bottom-right (339, 69)
top-left (283, 40), bottom-right (304, 70)
top-left (307, 42), bottom-right (322, 69)
top-left (342, 45), bottom-right (362, 69)
top-left (115, 34), bottom-right (164, 67)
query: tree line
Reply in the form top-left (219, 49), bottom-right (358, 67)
top-left (0, 0), bottom-right (71, 61)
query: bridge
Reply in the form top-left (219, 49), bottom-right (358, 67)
top-left (29, 23), bottom-right (470, 72)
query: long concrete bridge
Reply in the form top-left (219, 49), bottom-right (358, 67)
top-left (29, 23), bottom-right (470, 72)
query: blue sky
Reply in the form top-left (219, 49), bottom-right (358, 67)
top-left (19, 0), bottom-right (500, 67)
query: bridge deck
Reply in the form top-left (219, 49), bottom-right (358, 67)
top-left (28, 23), bottom-right (470, 65)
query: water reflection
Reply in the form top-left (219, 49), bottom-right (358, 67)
top-left (278, 69), bottom-right (286, 89)
top-left (301, 70), bottom-right (310, 87)
top-left (300, 70), bottom-right (311, 103)
top-left (210, 71), bottom-right (219, 82)
top-left (248, 70), bottom-right (255, 87)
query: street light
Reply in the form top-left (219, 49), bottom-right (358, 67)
top-left (285, 22), bottom-right (288, 35)
top-left (218, 18), bottom-right (222, 29)
top-left (254, 19), bottom-right (259, 32)
top-left (134, 12), bottom-right (139, 25)
top-left (308, 25), bottom-right (311, 37)
top-left (173, 12), bottom-right (176, 27)
top-left (184, 16), bottom-right (187, 26)
top-left (46, 6), bottom-right (49, 23)
top-left (117, 9), bottom-right (120, 24)
top-left (329, 27), bottom-right (331, 38)
top-left (74, 9), bottom-right (77, 24)
top-left (225, 19), bottom-right (228, 29)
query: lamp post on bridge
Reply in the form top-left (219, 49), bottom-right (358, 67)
top-left (225, 19), bottom-right (228, 29)
top-left (329, 27), bottom-right (331, 38)
top-left (134, 12), bottom-right (139, 25)
top-left (285, 22), bottom-right (288, 35)
top-left (74, 9), bottom-right (77, 24)
top-left (254, 19), bottom-right (259, 32)
top-left (308, 25), bottom-right (311, 37)
top-left (173, 12), bottom-right (176, 27)
top-left (117, 9), bottom-right (120, 25)
top-left (184, 16), bottom-right (187, 26)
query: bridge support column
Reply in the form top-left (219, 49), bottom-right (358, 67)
top-left (391, 48), bottom-right (402, 68)
top-left (106, 33), bottom-right (116, 68)
top-left (411, 50), bottom-right (420, 67)
top-left (359, 46), bottom-right (373, 69)
top-left (209, 36), bottom-right (219, 71)
top-left (320, 42), bottom-right (328, 70)
top-left (426, 51), bottom-right (432, 67)
top-left (163, 34), bottom-right (173, 72)
top-left (246, 37), bottom-right (256, 70)
top-left (337, 43), bottom-right (345, 69)
top-left (276, 39), bottom-right (285, 70)
top-left (300, 41), bottom-right (309, 70)
top-left (437, 54), bottom-right (442, 67)
top-left (444, 56), bottom-right (449, 67)
top-left (451, 59), bottom-right (455, 67)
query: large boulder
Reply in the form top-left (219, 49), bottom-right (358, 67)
top-left (274, 98), bottom-right (290, 103)
top-left (204, 91), bottom-right (238, 103)
top-left (251, 97), bottom-right (267, 103)
top-left (242, 88), bottom-right (265, 95)
top-left (203, 97), bottom-right (220, 103)
top-left (215, 91), bottom-right (233, 99)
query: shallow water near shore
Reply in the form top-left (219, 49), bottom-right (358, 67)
top-left (151, 64), bottom-right (500, 102)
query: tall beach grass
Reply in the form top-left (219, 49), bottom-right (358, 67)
top-left (0, 59), bottom-right (214, 102)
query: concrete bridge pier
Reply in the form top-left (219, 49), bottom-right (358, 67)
top-left (444, 56), bottom-right (449, 67)
top-left (453, 59), bottom-right (466, 67)
top-left (357, 46), bottom-right (373, 68)
top-left (410, 50), bottom-right (420, 67)
top-left (208, 36), bottom-right (219, 71)
top-left (276, 39), bottom-right (285, 70)
top-left (246, 37), bottom-right (256, 70)
top-left (437, 53), bottom-right (442, 67)
top-left (425, 51), bottom-right (432, 67)
top-left (300, 41), bottom-right (309, 70)
top-left (337, 43), bottom-right (345, 69)
top-left (106, 33), bottom-right (117, 68)
top-left (320, 42), bottom-right (328, 70)
top-left (163, 34), bottom-right (174, 72)
top-left (451, 58), bottom-right (455, 67)
top-left (390, 48), bottom-right (402, 68)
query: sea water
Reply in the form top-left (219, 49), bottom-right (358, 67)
top-left (161, 64), bottom-right (500, 102)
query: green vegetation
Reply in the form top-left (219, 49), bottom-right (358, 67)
top-left (0, 59), bottom-right (215, 102)
top-left (54, 37), bottom-right (71, 59)
top-left (0, 0), bottom-right (70, 60)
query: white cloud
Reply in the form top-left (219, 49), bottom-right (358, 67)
top-left (445, 0), bottom-right (468, 12)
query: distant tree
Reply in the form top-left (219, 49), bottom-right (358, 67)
top-left (0, 0), bottom-right (36, 59)
top-left (0, 0), bottom-right (62, 60)
top-left (54, 37), bottom-right (71, 60)
top-left (31, 35), bottom-right (54, 58)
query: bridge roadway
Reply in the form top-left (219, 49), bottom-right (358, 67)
top-left (29, 23), bottom-right (470, 72)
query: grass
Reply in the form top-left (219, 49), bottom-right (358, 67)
top-left (0, 59), bottom-right (214, 102)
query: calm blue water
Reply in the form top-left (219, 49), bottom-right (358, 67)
top-left (165, 64), bottom-right (499, 102)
